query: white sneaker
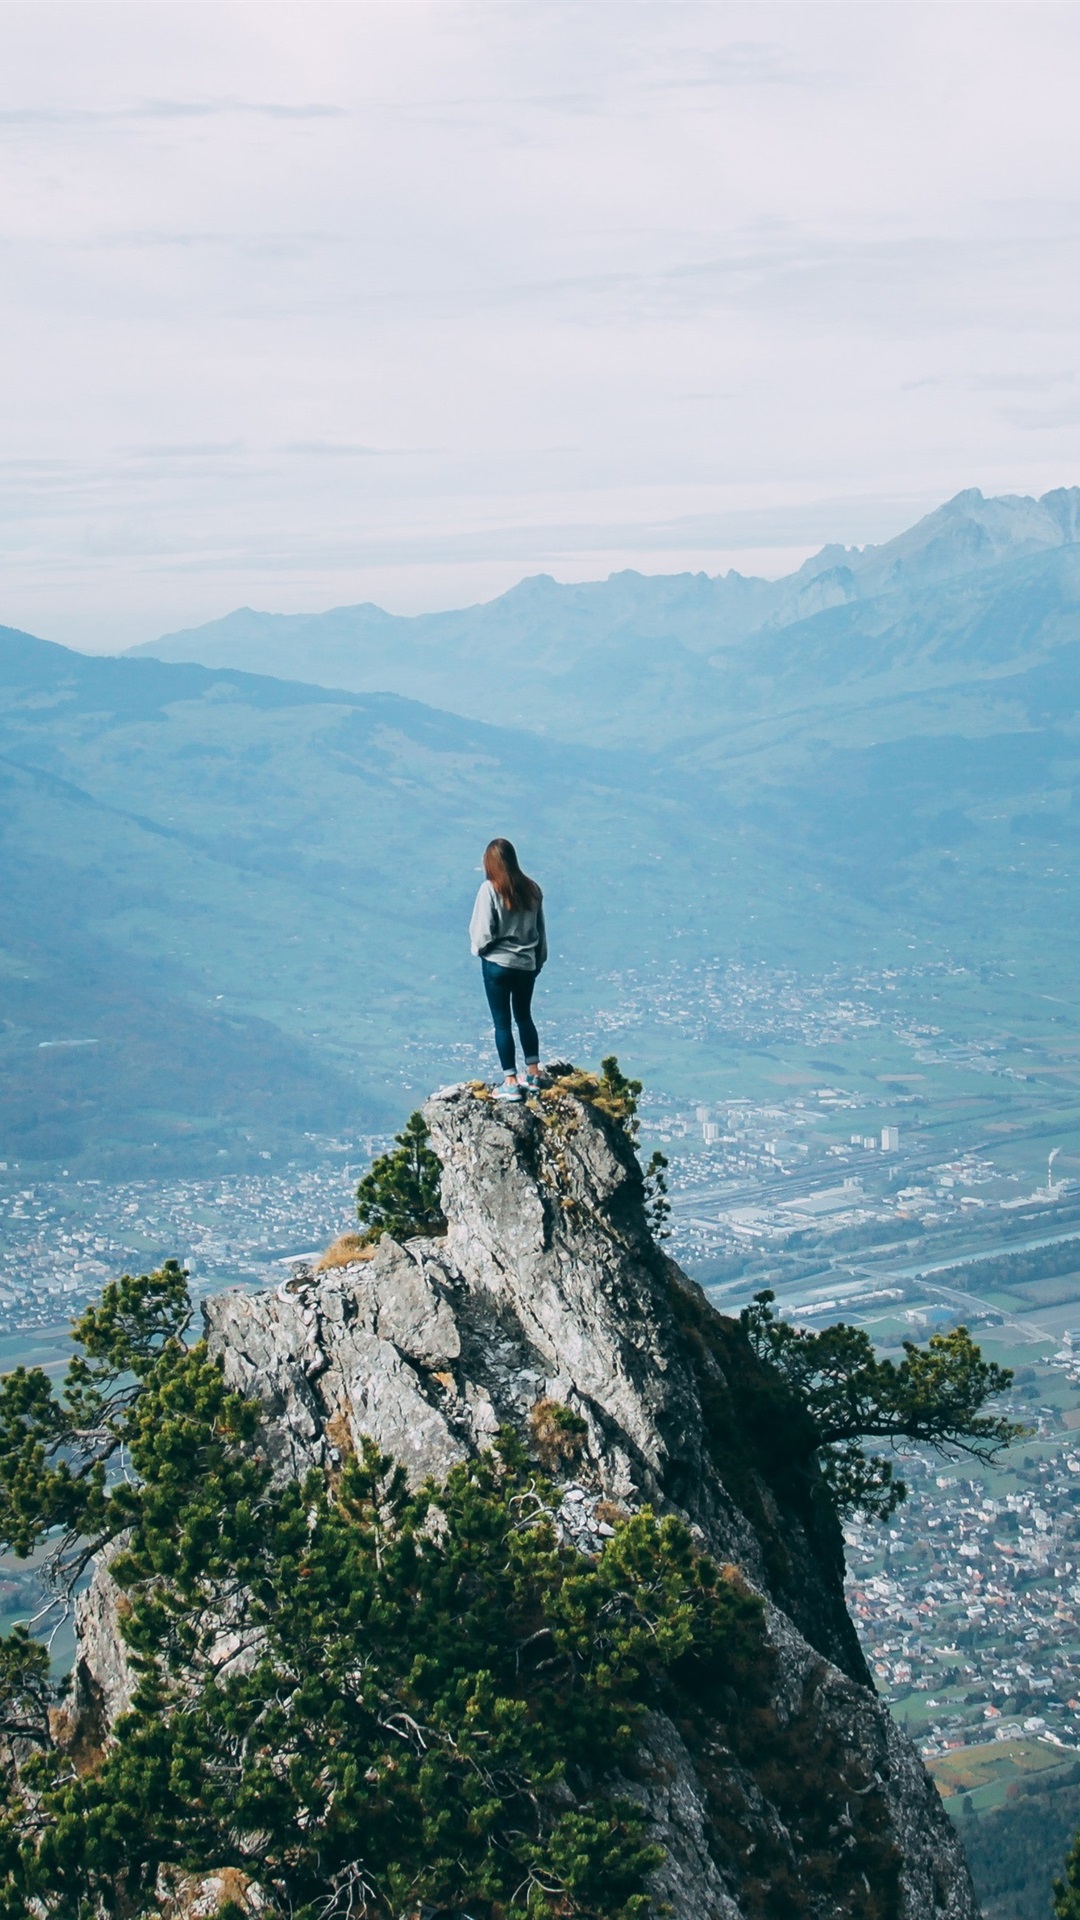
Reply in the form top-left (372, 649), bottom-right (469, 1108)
top-left (493, 1079), bottom-right (523, 1102)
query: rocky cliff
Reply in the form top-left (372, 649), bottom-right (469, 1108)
top-left (76, 1075), bottom-right (977, 1919)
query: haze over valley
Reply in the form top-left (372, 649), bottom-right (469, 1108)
top-left (1, 485), bottom-right (1078, 1173)
top-left (13, 492), bottom-right (1080, 1847)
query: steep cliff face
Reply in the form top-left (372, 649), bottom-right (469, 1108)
top-left (78, 1077), bottom-right (976, 1920)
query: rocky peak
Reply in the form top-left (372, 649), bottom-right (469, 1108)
top-left (77, 1074), bottom-right (978, 1919)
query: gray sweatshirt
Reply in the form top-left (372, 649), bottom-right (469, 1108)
top-left (469, 879), bottom-right (547, 972)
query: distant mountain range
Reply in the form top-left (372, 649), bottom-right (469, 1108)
top-left (130, 487), bottom-right (1080, 748)
top-left (4, 485), bottom-right (1080, 1173)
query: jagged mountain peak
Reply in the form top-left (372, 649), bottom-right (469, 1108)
top-left (76, 1074), bottom-right (976, 1918)
top-left (822, 483), bottom-right (1080, 593)
top-left (117, 481), bottom-right (1080, 753)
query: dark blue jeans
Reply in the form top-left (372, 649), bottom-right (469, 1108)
top-left (481, 959), bottom-right (539, 1074)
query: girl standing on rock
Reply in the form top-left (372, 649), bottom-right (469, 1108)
top-left (470, 838), bottom-right (547, 1102)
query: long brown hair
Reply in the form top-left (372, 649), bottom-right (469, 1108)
top-left (484, 838), bottom-right (540, 912)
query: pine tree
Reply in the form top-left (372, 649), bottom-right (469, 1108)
top-left (740, 1289), bottom-right (1023, 1519)
top-left (354, 1110), bottom-right (446, 1245)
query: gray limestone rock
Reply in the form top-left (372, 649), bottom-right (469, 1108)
top-left (624, 1712), bottom-right (746, 1920)
top-left (74, 1074), bottom-right (977, 1920)
top-left (72, 1545), bottom-right (139, 1737)
top-left (205, 1235), bottom-right (467, 1485)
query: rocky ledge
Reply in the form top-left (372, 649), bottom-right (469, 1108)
top-left (76, 1074), bottom-right (977, 1920)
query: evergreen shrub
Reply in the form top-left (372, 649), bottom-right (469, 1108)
top-left (354, 1111), bottom-right (446, 1246)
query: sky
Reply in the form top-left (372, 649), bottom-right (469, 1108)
top-left (2, 2), bottom-right (1080, 651)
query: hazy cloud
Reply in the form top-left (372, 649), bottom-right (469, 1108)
top-left (0, 98), bottom-right (347, 130)
top-left (0, 2), bottom-right (1077, 650)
